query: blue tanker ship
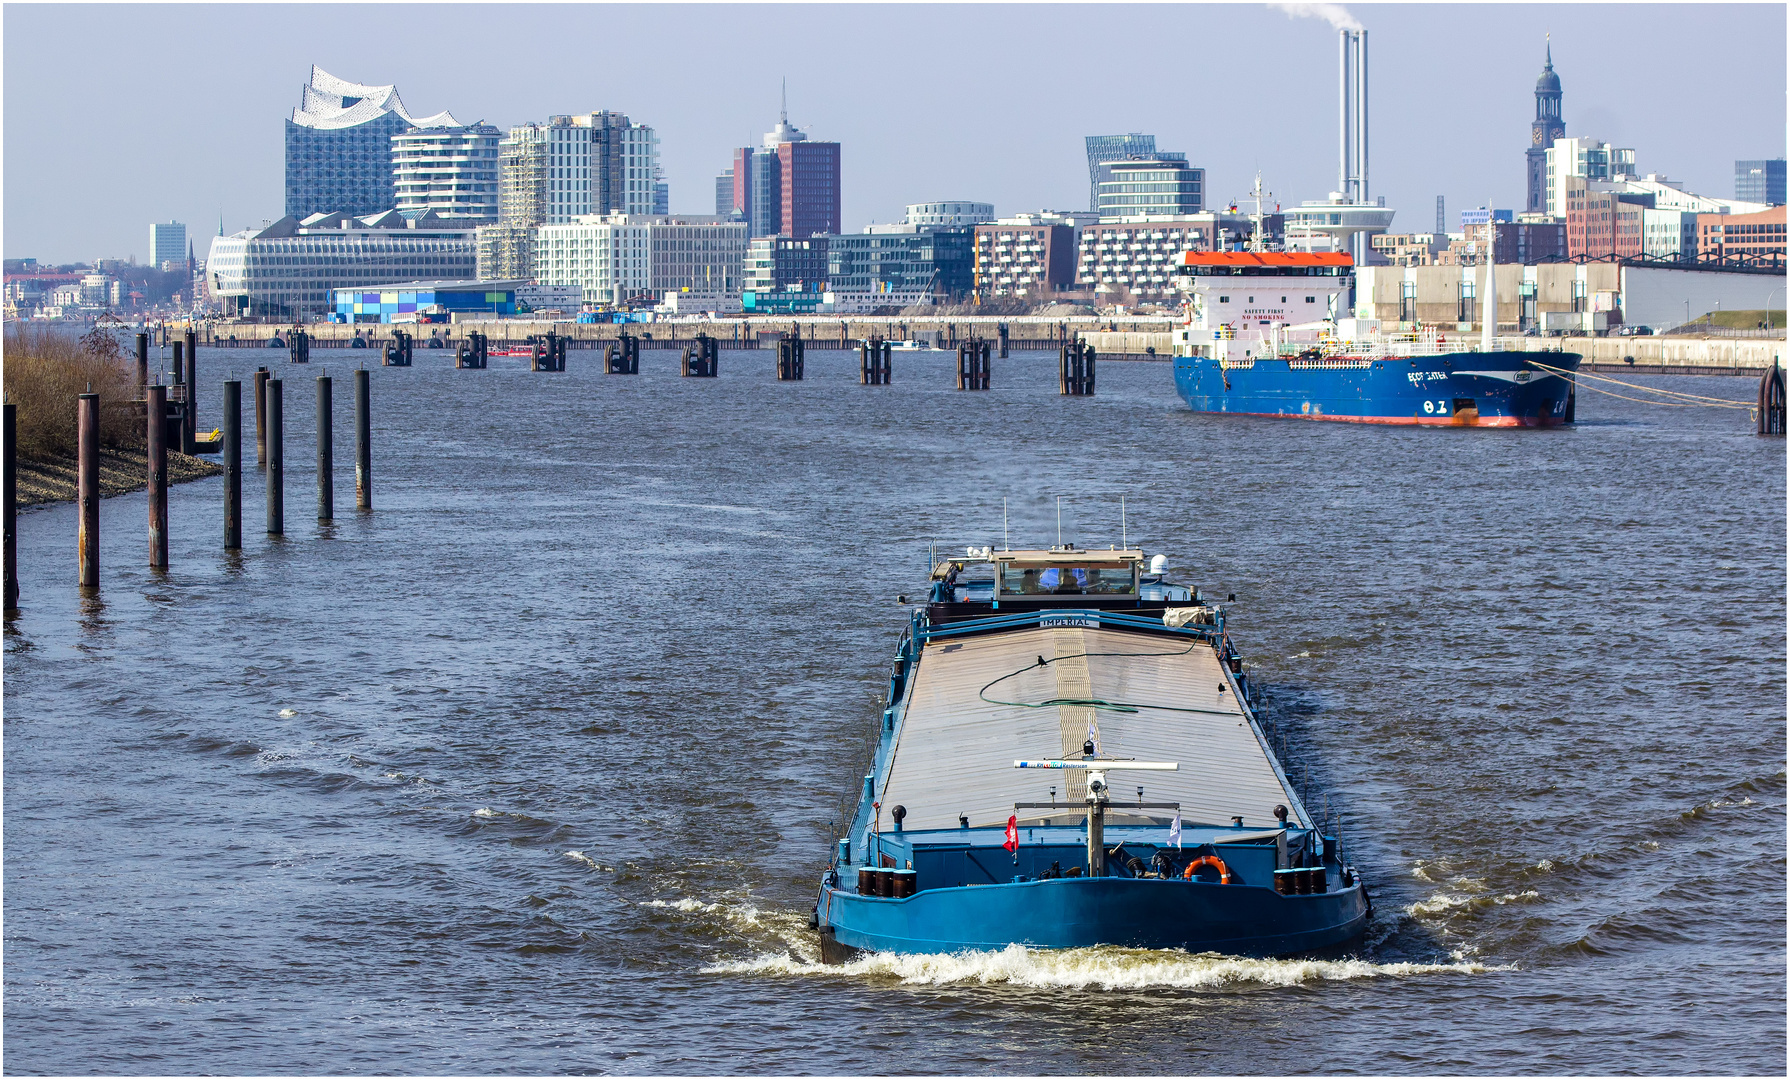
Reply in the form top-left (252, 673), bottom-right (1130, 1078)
top-left (1169, 251), bottom-right (1581, 427)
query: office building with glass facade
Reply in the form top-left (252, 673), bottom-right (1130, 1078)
top-left (207, 209), bottom-right (476, 319)
top-left (1735, 159), bottom-right (1786, 206)
top-left (1096, 159), bottom-right (1204, 219)
top-left (826, 225), bottom-right (972, 300)
top-left (1085, 134), bottom-right (1161, 213)
top-left (743, 236), bottom-right (829, 295)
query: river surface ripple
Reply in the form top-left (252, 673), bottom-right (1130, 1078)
top-left (4, 347), bottom-right (1784, 1074)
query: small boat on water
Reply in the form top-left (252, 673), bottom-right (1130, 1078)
top-left (886, 340), bottom-right (939, 352)
top-left (815, 544), bottom-right (1370, 961)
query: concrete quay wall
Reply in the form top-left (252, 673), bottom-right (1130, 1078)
top-left (1511, 335), bottom-right (1785, 374)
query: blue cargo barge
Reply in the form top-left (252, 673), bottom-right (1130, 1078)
top-left (814, 546), bottom-right (1368, 962)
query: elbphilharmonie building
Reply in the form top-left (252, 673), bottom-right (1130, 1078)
top-left (285, 66), bottom-right (461, 218)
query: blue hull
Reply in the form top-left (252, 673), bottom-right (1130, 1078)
top-left (1173, 349), bottom-right (1580, 426)
top-left (819, 876), bottom-right (1368, 959)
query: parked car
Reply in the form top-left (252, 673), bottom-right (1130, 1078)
top-left (1614, 325), bottom-right (1654, 336)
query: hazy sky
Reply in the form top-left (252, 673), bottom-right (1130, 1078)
top-left (4, 3), bottom-right (1784, 264)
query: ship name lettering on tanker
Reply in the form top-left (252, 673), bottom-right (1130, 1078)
top-left (1406, 372), bottom-right (1450, 385)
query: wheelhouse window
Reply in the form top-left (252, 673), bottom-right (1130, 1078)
top-left (999, 566), bottom-right (1136, 595)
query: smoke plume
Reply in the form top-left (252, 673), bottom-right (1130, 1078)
top-left (1270, 3), bottom-right (1363, 31)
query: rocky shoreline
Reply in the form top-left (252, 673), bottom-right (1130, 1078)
top-left (14, 446), bottom-right (223, 508)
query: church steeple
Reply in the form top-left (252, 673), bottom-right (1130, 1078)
top-left (1525, 36), bottom-right (1566, 215)
top-left (1534, 36), bottom-right (1563, 124)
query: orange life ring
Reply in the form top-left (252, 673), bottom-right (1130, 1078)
top-left (1182, 855), bottom-right (1234, 884)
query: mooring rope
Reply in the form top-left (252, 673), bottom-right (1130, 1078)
top-left (1528, 360), bottom-right (1756, 409)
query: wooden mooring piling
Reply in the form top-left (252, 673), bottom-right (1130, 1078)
top-left (289, 329), bottom-right (311, 365)
top-left (4, 403), bottom-right (17, 612)
top-left (223, 381), bottom-right (242, 550)
top-left (610, 333), bottom-right (641, 374)
top-left (254, 367), bottom-right (270, 466)
top-left (957, 340), bottom-right (991, 390)
top-left (355, 369), bottom-right (371, 512)
top-left (860, 338), bottom-right (892, 385)
top-left (77, 392), bottom-right (99, 588)
top-left (384, 331), bottom-right (413, 367)
top-left (777, 333), bottom-right (805, 381)
top-left (1060, 338), bottom-right (1097, 396)
top-left (146, 384), bottom-right (169, 570)
top-left (1758, 361), bottom-right (1786, 435)
top-left (266, 379), bottom-right (283, 535)
top-left (457, 331), bottom-right (488, 369)
top-left (317, 375), bottom-right (334, 522)
top-left (533, 332), bottom-right (568, 372)
top-left (682, 334), bottom-right (717, 377)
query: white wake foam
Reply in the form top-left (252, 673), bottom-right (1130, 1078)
top-left (644, 897), bottom-right (765, 926)
top-left (705, 943), bottom-right (1502, 989)
top-left (562, 851), bottom-right (613, 872)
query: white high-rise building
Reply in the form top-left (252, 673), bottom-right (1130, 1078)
top-left (544, 112), bottom-right (659, 224)
top-left (535, 215), bottom-right (746, 306)
top-left (151, 222), bottom-right (187, 269)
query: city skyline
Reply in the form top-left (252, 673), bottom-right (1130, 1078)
top-left (3, 3), bottom-right (1785, 263)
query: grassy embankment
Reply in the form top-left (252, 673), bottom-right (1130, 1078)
top-left (3, 324), bottom-right (220, 507)
top-left (1692, 309), bottom-right (1787, 330)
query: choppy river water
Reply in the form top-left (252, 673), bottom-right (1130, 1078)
top-left (4, 346), bottom-right (1784, 1074)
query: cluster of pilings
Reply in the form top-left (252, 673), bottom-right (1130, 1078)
top-left (682, 334), bottom-right (717, 377)
top-left (289, 329), bottom-right (311, 365)
top-left (777, 334), bottom-right (806, 381)
top-left (957, 340), bottom-right (991, 390)
top-left (533, 332), bottom-right (569, 372)
top-left (860, 338), bottom-right (892, 385)
top-left (0, 360), bottom-right (376, 608)
top-left (384, 331), bottom-right (414, 367)
top-left (137, 330), bottom-right (207, 455)
top-left (1060, 338), bottom-right (1097, 396)
top-left (457, 331), bottom-right (489, 369)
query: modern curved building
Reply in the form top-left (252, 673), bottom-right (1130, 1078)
top-left (207, 210), bottom-right (476, 320)
top-left (393, 123), bottom-right (501, 221)
top-left (285, 66), bottom-right (463, 219)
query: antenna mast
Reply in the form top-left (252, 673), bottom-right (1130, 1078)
top-left (1250, 172), bottom-right (1268, 252)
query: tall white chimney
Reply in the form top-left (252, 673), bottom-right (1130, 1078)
top-left (1355, 30), bottom-right (1369, 206)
